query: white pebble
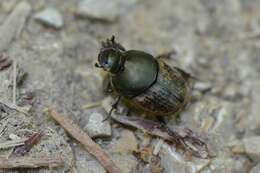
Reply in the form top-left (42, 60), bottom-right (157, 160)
top-left (34, 8), bottom-right (64, 29)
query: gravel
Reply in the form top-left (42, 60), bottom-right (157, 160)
top-left (84, 112), bottom-right (111, 138)
top-left (34, 8), bottom-right (64, 29)
top-left (159, 143), bottom-right (210, 173)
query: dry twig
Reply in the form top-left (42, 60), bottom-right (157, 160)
top-left (47, 109), bottom-right (121, 173)
top-left (82, 101), bottom-right (102, 109)
top-left (0, 156), bottom-right (63, 169)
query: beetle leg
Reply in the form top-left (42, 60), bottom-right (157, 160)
top-left (104, 79), bottom-right (113, 94)
top-left (126, 108), bottom-right (131, 116)
top-left (156, 116), bottom-right (166, 125)
top-left (109, 96), bottom-right (121, 115)
top-left (103, 96), bottom-right (122, 122)
top-left (156, 50), bottom-right (176, 59)
top-left (110, 114), bottom-right (211, 159)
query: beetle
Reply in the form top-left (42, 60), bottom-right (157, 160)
top-left (95, 36), bottom-right (211, 159)
top-left (95, 36), bottom-right (192, 119)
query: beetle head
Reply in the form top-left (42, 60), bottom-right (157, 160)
top-left (95, 36), bottom-right (126, 74)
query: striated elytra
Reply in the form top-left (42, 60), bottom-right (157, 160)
top-left (95, 36), bottom-right (192, 117)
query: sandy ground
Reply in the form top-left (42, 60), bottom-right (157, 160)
top-left (0, 0), bottom-right (260, 172)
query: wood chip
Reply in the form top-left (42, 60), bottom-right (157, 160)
top-left (0, 156), bottom-right (63, 169)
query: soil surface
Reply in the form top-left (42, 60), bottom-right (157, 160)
top-left (0, 0), bottom-right (260, 173)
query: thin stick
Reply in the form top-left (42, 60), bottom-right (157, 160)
top-left (13, 60), bottom-right (17, 105)
top-left (195, 160), bottom-right (212, 173)
top-left (0, 156), bottom-right (63, 169)
top-left (82, 101), bottom-right (102, 109)
top-left (47, 109), bottom-right (121, 173)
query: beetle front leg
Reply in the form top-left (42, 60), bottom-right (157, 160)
top-left (109, 96), bottom-right (121, 116)
top-left (103, 95), bottom-right (122, 122)
top-left (156, 116), bottom-right (166, 125)
top-left (103, 77), bottom-right (113, 94)
top-left (104, 82), bottom-right (113, 94)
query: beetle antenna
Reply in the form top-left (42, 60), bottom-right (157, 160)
top-left (101, 36), bottom-right (126, 52)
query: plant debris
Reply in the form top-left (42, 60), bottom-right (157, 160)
top-left (111, 112), bottom-right (211, 159)
top-left (0, 156), bottom-right (64, 169)
top-left (16, 66), bottom-right (28, 87)
top-left (12, 132), bottom-right (43, 157)
top-left (17, 91), bottom-right (35, 107)
top-left (0, 54), bottom-right (12, 71)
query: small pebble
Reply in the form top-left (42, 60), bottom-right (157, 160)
top-left (250, 164), bottom-right (260, 173)
top-left (111, 130), bottom-right (138, 154)
top-left (142, 165), bottom-right (151, 173)
top-left (229, 136), bottom-right (260, 161)
top-left (194, 81), bottom-right (212, 92)
top-left (34, 8), bottom-right (64, 29)
top-left (243, 137), bottom-right (260, 160)
top-left (160, 143), bottom-right (210, 173)
top-left (9, 133), bottom-right (20, 140)
top-left (222, 83), bottom-right (241, 100)
top-left (112, 154), bottom-right (138, 173)
top-left (76, 0), bottom-right (138, 22)
top-left (84, 112), bottom-right (111, 138)
top-left (77, 160), bottom-right (106, 173)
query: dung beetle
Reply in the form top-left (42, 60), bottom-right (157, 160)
top-left (95, 36), bottom-right (192, 118)
top-left (95, 36), bottom-right (211, 159)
